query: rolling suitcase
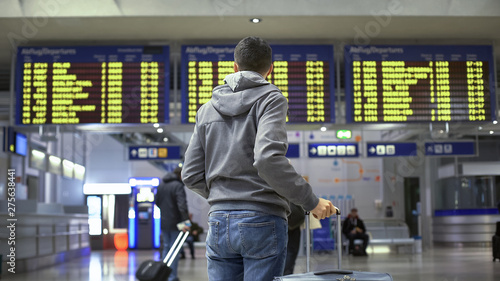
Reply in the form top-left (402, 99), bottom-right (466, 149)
top-left (136, 231), bottom-right (190, 281)
top-left (494, 222), bottom-right (500, 262)
top-left (274, 209), bottom-right (393, 281)
top-left (493, 235), bottom-right (500, 262)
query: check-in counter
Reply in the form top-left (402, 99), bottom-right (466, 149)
top-left (0, 200), bottom-right (90, 273)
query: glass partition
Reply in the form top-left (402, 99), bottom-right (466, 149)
top-left (435, 176), bottom-right (498, 210)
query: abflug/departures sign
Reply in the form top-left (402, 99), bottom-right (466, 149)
top-left (181, 44), bottom-right (335, 124)
top-left (345, 45), bottom-right (496, 123)
top-left (15, 45), bottom-right (170, 125)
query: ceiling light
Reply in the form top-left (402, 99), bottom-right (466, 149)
top-left (494, 120), bottom-right (498, 125)
top-left (157, 128), bottom-right (163, 133)
top-left (478, 126), bottom-right (482, 130)
top-left (490, 131), bottom-right (494, 134)
top-left (320, 126), bottom-right (327, 132)
top-left (32, 149), bottom-right (46, 158)
top-left (250, 18), bottom-right (262, 24)
top-left (49, 155), bottom-right (61, 164)
top-left (153, 123), bottom-right (159, 128)
top-left (163, 137), bottom-right (168, 142)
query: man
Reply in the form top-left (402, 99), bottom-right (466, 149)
top-left (182, 36), bottom-right (335, 281)
top-left (155, 167), bottom-right (189, 281)
top-left (342, 208), bottom-right (369, 256)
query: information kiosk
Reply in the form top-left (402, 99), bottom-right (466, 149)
top-left (128, 177), bottom-right (161, 249)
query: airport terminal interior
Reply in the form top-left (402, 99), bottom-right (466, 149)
top-left (0, 0), bottom-right (500, 280)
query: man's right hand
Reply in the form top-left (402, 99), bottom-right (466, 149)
top-left (311, 198), bottom-right (336, 220)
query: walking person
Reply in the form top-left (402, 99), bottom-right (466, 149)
top-left (155, 167), bottom-right (190, 281)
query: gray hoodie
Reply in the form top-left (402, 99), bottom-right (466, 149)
top-left (181, 71), bottom-right (319, 219)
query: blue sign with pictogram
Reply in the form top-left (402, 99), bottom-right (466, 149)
top-left (129, 146), bottom-right (181, 160)
top-left (308, 143), bottom-right (359, 158)
top-left (367, 142), bottom-right (417, 157)
top-left (424, 142), bottom-right (475, 156)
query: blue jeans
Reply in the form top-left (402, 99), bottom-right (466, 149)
top-left (162, 230), bottom-right (181, 281)
top-left (206, 211), bottom-right (288, 281)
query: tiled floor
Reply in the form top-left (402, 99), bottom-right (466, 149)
top-left (4, 246), bottom-right (500, 280)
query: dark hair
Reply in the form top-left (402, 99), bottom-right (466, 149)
top-left (234, 36), bottom-right (272, 74)
top-left (173, 167), bottom-right (182, 179)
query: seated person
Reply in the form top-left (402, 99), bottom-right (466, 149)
top-left (342, 208), bottom-right (369, 256)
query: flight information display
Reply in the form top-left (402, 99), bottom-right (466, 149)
top-left (345, 45), bottom-right (496, 123)
top-left (15, 46), bottom-right (169, 125)
top-left (181, 45), bottom-right (334, 124)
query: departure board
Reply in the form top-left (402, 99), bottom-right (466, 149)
top-left (15, 46), bottom-right (169, 125)
top-left (181, 45), bottom-right (334, 124)
top-left (345, 45), bottom-right (496, 123)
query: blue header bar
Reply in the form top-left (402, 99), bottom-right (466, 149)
top-left (345, 45), bottom-right (494, 61)
top-left (286, 144), bottom-right (300, 158)
top-left (435, 208), bottom-right (499, 216)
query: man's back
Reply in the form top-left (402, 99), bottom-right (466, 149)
top-left (183, 70), bottom-right (320, 219)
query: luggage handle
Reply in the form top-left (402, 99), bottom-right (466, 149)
top-left (163, 231), bottom-right (190, 266)
top-left (305, 207), bottom-right (341, 273)
top-left (314, 270), bottom-right (354, 276)
top-left (336, 208), bottom-right (342, 270)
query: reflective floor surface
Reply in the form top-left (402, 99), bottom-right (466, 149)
top-left (4, 246), bottom-right (500, 281)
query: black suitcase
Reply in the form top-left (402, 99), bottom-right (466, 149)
top-left (493, 235), bottom-right (500, 262)
top-left (274, 209), bottom-right (393, 281)
top-left (136, 231), bottom-right (190, 281)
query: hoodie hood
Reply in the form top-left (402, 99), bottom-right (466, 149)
top-left (162, 172), bottom-right (178, 183)
top-left (211, 71), bottom-right (275, 116)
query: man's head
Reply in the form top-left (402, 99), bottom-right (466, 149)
top-left (234, 36), bottom-right (273, 77)
top-left (350, 208), bottom-right (358, 216)
top-left (173, 167), bottom-right (182, 181)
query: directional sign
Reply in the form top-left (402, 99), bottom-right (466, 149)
top-left (308, 143), bottom-right (359, 158)
top-left (366, 143), bottom-right (417, 157)
top-left (129, 146), bottom-right (181, 160)
top-left (286, 144), bottom-right (300, 158)
top-left (425, 142), bottom-right (475, 156)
